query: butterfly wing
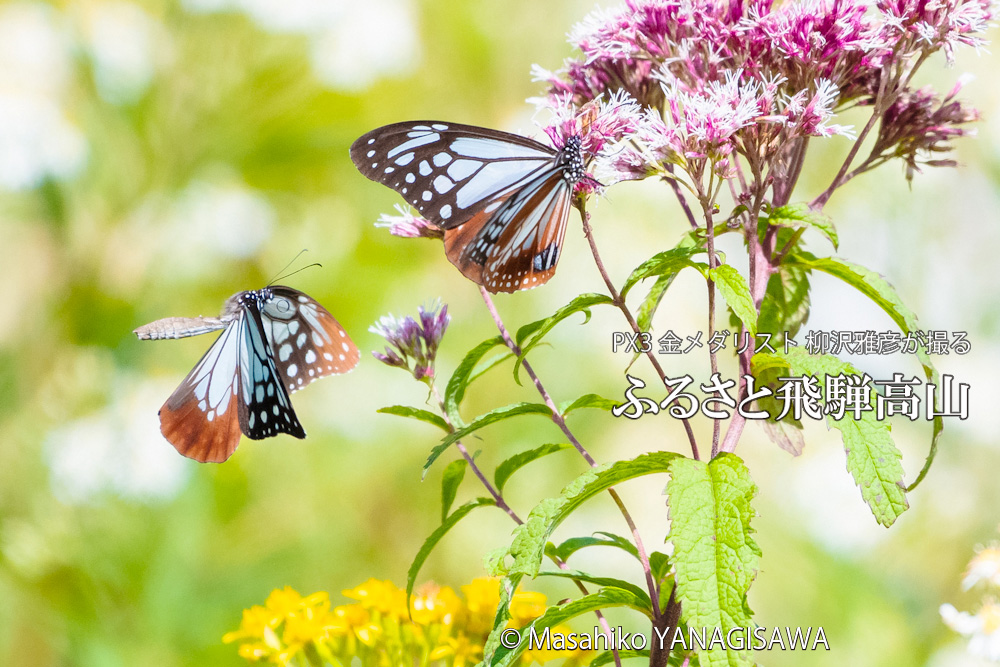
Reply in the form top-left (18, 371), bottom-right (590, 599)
top-left (237, 297), bottom-right (306, 441)
top-left (158, 318), bottom-right (244, 463)
top-left (350, 121), bottom-right (558, 229)
top-left (261, 287), bottom-right (360, 392)
top-left (444, 170), bottom-right (573, 292)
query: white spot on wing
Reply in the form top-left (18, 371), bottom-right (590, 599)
top-left (434, 175), bottom-right (454, 193)
top-left (447, 159), bottom-right (482, 181)
top-left (387, 133), bottom-right (439, 158)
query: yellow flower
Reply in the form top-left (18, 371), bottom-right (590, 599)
top-left (411, 582), bottom-right (461, 626)
top-left (461, 578), bottom-right (501, 616)
top-left (330, 603), bottom-right (369, 629)
top-left (283, 605), bottom-right (335, 646)
top-left (223, 605), bottom-right (280, 643)
top-left (521, 624), bottom-right (589, 664)
top-left (237, 641), bottom-right (273, 662)
top-left (265, 586), bottom-right (329, 620)
top-left (342, 578), bottom-right (408, 618)
top-left (329, 604), bottom-right (382, 645)
top-left (227, 579), bottom-right (569, 665)
top-left (429, 634), bottom-right (484, 667)
top-left (264, 587), bottom-right (304, 619)
top-left (509, 591), bottom-right (548, 627)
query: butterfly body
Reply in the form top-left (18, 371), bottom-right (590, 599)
top-left (351, 122), bottom-right (586, 292)
top-left (135, 286), bottom-right (359, 463)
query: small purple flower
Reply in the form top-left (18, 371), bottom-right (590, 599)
top-left (370, 301), bottom-right (450, 382)
top-left (375, 205), bottom-right (443, 239)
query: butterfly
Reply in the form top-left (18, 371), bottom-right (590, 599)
top-left (134, 286), bottom-right (359, 463)
top-left (350, 121), bottom-right (588, 293)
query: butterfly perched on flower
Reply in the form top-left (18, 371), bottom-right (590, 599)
top-left (134, 287), bottom-right (359, 463)
top-left (350, 121), bottom-right (590, 293)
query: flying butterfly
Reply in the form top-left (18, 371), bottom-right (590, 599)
top-left (350, 121), bottom-right (589, 293)
top-left (134, 287), bottom-right (359, 463)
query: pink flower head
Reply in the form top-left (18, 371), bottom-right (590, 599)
top-left (537, 89), bottom-right (644, 157)
top-left (375, 205), bottom-right (443, 240)
top-left (736, 0), bottom-right (890, 102)
top-left (533, 90), bottom-right (644, 193)
top-left (661, 69), bottom-right (763, 155)
top-left (878, 0), bottom-right (998, 62)
top-left (781, 79), bottom-right (856, 138)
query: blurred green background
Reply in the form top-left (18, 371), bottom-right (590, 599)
top-left (0, 0), bottom-right (998, 665)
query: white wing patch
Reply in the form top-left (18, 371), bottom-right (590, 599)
top-left (449, 137), bottom-right (552, 159)
top-left (187, 317), bottom-right (242, 422)
top-left (454, 158), bottom-right (551, 209)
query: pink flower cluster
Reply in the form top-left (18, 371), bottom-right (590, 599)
top-left (534, 0), bottom-right (995, 187)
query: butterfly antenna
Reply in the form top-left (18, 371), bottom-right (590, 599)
top-left (267, 250), bottom-right (325, 286)
top-left (270, 262), bottom-right (323, 286)
top-left (267, 249), bottom-right (309, 286)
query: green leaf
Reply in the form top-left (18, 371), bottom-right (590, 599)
top-left (487, 588), bottom-right (653, 666)
top-left (534, 570), bottom-right (652, 610)
top-left (444, 336), bottom-right (505, 426)
top-left (376, 405), bottom-right (450, 433)
top-left (484, 454), bottom-right (679, 658)
top-left (425, 403), bottom-right (553, 475)
top-left (621, 247), bottom-right (703, 300)
top-left (440, 459), bottom-right (467, 522)
top-left (784, 252), bottom-right (942, 490)
top-left (547, 531), bottom-right (640, 562)
top-left (494, 443), bottom-right (573, 494)
top-left (835, 413), bottom-right (909, 526)
top-left (666, 454), bottom-right (760, 667)
top-left (649, 551), bottom-right (671, 585)
top-left (709, 264), bottom-right (757, 336)
top-left (628, 233), bottom-right (707, 372)
top-left (756, 349), bottom-right (909, 526)
top-left (750, 352), bottom-right (806, 453)
top-left (767, 203), bottom-right (839, 250)
top-left (560, 394), bottom-right (619, 414)
top-left (504, 452), bottom-right (680, 579)
top-left (484, 574), bottom-right (521, 659)
top-left (514, 294), bottom-right (614, 383)
top-left (756, 263), bottom-right (810, 345)
top-left (407, 498), bottom-right (496, 605)
top-left (636, 273), bottom-right (674, 335)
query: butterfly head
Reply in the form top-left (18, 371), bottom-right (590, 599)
top-left (222, 288), bottom-right (273, 318)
